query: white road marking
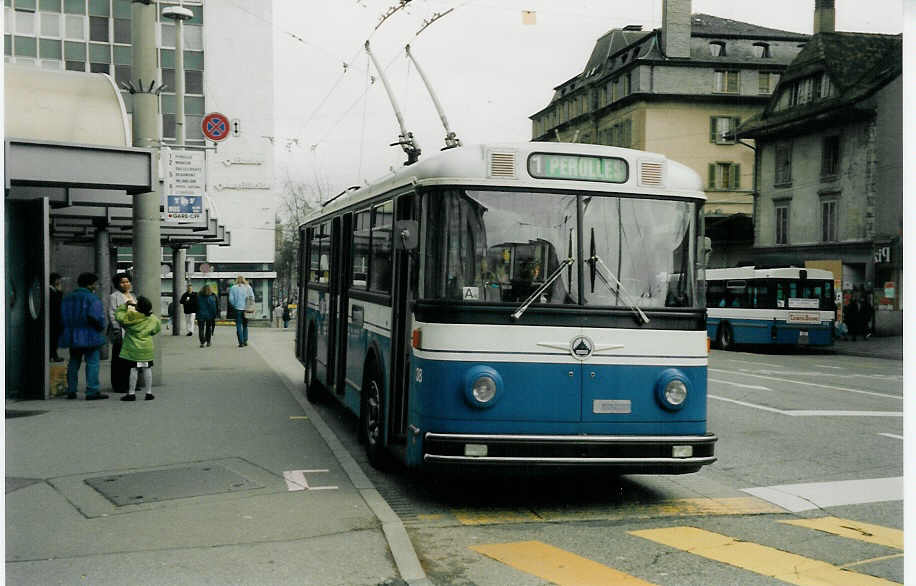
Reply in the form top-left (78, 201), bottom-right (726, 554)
top-left (720, 359), bottom-right (783, 368)
top-left (814, 364), bottom-right (843, 369)
top-left (709, 368), bottom-right (902, 400)
top-left (879, 433), bottom-right (904, 440)
top-left (709, 378), bottom-right (771, 391)
top-left (283, 469), bottom-right (338, 492)
top-left (742, 477), bottom-right (903, 512)
top-left (709, 395), bottom-right (902, 417)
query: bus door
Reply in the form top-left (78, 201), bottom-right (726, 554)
top-left (389, 193), bottom-right (418, 445)
top-left (327, 214), bottom-right (353, 396)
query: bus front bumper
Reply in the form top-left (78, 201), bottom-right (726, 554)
top-left (423, 432), bottom-right (717, 473)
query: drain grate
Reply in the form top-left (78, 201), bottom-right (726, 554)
top-left (85, 464), bottom-right (263, 506)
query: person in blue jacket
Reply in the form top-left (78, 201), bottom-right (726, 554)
top-left (195, 284), bottom-right (218, 347)
top-left (58, 272), bottom-right (108, 400)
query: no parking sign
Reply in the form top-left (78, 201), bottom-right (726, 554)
top-left (202, 112), bottom-right (230, 142)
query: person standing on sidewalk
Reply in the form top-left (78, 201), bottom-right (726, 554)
top-left (282, 302), bottom-right (291, 328)
top-left (229, 275), bottom-right (255, 347)
top-left (179, 283), bottom-right (197, 337)
top-left (49, 272), bottom-right (64, 362)
top-left (196, 284), bottom-right (217, 347)
top-left (108, 272), bottom-right (136, 393)
top-left (116, 296), bottom-right (161, 401)
top-left (58, 272), bottom-right (108, 400)
top-left (272, 303), bottom-right (283, 328)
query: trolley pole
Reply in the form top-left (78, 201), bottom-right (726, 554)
top-left (130, 0), bottom-right (163, 383)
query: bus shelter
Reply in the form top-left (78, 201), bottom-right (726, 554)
top-left (4, 65), bottom-right (227, 400)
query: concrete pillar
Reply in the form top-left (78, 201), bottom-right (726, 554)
top-left (172, 245), bottom-right (187, 335)
top-left (131, 0), bottom-right (163, 384)
top-left (94, 224), bottom-right (111, 360)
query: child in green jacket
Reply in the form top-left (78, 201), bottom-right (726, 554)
top-left (115, 296), bottom-right (162, 401)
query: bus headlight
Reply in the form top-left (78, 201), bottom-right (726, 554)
top-left (472, 376), bottom-right (497, 403)
top-left (655, 369), bottom-right (689, 411)
top-left (463, 366), bottom-right (503, 409)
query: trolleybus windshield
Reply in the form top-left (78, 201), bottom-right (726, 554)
top-left (422, 188), bottom-right (699, 308)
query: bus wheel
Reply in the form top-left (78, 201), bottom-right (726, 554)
top-left (362, 366), bottom-right (387, 470)
top-left (717, 323), bottom-right (734, 350)
top-left (304, 331), bottom-right (322, 403)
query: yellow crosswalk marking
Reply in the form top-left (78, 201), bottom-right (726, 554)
top-left (453, 496), bottom-right (781, 525)
top-left (630, 526), bottom-right (900, 586)
top-left (470, 541), bottom-right (655, 586)
top-left (780, 517), bottom-right (903, 550)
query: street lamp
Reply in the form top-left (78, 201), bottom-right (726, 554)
top-left (162, 4), bottom-right (193, 335)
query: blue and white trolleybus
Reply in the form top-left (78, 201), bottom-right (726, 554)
top-left (705, 266), bottom-right (836, 349)
top-left (296, 142), bottom-right (716, 473)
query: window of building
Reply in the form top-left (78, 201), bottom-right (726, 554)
top-left (88, 61), bottom-right (107, 73)
top-left (714, 69), bottom-right (739, 93)
top-left (13, 35), bottom-right (36, 57)
top-left (774, 141), bottom-right (792, 185)
top-left (62, 0), bottom-right (83, 14)
top-left (621, 72), bottom-right (631, 96)
top-left (819, 73), bottom-right (833, 98)
top-left (38, 37), bottom-right (60, 59)
top-left (752, 42), bottom-right (770, 58)
top-left (88, 40), bottom-right (107, 62)
top-left (15, 9), bottom-right (35, 34)
top-left (186, 69), bottom-right (203, 93)
top-left (65, 59), bottom-right (84, 70)
top-left (40, 11), bottom-right (60, 37)
top-left (39, 0), bottom-right (61, 10)
top-left (821, 135), bottom-right (840, 177)
top-left (162, 113), bottom-right (176, 139)
top-left (758, 71), bottom-right (779, 94)
top-left (775, 203), bottom-right (789, 244)
top-left (821, 198), bottom-right (838, 242)
top-left (708, 41), bottom-right (725, 56)
top-left (4, 35), bottom-right (11, 55)
top-left (183, 23), bottom-right (202, 51)
top-left (160, 22), bottom-right (175, 48)
top-left (113, 17), bottom-right (129, 43)
top-left (708, 162), bottom-right (740, 190)
top-left (710, 116), bottom-right (740, 144)
top-left (598, 86), bottom-right (606, 107)
top-left (114, 63), bottom-right (130, 85)
top-left (64, 13), bottom-right (84, 39)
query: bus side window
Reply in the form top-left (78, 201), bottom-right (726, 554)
top-left (370, 202), bottom-right (393, 293)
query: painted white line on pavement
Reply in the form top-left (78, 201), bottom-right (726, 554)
top-left (283, 469), bottom-right (338, 492)
top-left (720, 359), bottom-right (783, 368)
top-left (709, 368), bottom-right (902, 400)
top-left (879, 433), bottom-right (904, 440)
top-left (742, 477), bottom-right (903, 512)
top-left (709, 378), bottom-right (772, 391)
top-left (709, 395), bottom-right (903, 417)
top-left (814, 364), bottom-right (843, 369)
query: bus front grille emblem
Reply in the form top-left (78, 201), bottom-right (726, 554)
top-left (570, 336), bottom-right (594, 360)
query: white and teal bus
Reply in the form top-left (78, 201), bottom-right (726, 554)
top-left (705, 266), bottom-right (836, 349)
top-left (296, 142), bottom-right (716, 472)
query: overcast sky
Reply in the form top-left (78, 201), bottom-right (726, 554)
top-left (274, 0), bottom-right (905, 198)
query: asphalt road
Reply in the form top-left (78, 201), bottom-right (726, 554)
top-left (301, 346), bottom-right (904, 585)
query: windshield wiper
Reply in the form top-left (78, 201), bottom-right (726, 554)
top-left (510, 257), bottom-right (575, 321)
top-left (589, 255), bottom-right (650, 324)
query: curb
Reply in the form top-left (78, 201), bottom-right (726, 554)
top-left (255, 344), bottom-right (431, 586)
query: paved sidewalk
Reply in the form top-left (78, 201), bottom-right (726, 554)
top-left (831, 335), bottom-right (904, 361)
top-left (6, 326), bottom-right (426, 585)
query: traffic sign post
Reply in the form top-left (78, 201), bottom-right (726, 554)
top-left (202, 112), bottom-right (231, 142)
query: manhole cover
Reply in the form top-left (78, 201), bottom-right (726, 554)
top-left (85, 464), bottom-right (263, 506)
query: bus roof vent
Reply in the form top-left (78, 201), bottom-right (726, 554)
top-left (639, 160), bottom-right (664, 187)
top-left (488, 151), bottom-right (517, 178)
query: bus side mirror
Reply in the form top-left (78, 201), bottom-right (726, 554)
top-left (396, 220), bottom-right (419, 250)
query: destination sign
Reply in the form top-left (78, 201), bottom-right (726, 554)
top-left (528, 153), bottom-right (628, 183)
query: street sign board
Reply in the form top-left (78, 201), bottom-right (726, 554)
top-left (202, 112), bottom-right (230, 142)
top-left (163, 149), bottom-right (206, 224)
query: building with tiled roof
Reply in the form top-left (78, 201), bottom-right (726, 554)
top-left (737, 31), bottom-right (902, 334)
top-left (529, 0), bottom-right (809, 266)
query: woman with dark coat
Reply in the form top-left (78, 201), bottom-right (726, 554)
top-left (196, 284), bottom-right (218, 347)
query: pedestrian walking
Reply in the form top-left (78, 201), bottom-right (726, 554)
top-left (49, 272), bottom-right (64, 362)
top-left (273, 303), bottom-right (283, 328)
top-left (282, 303), bottom-right (291, 328)
top-left (115, 295), bottom-right (161, 401)
top-left (179, 283), bottom-right (197, 336)
top-left (196, 284), bottom-right (217, 347)
top-left (58, 272), bottom-right (108, 400)
top-left (108, 272), bottom-right (136, 393)
top-left (228, 275), bottom-right (255, 347)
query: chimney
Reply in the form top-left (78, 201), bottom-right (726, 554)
top-left (813, 0), bottom-right (836, 33)
top-left (662, 0), bottom-right (691, 59)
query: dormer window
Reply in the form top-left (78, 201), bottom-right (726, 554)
top-left (709, 42), bottom-right (726, 57)
top-left (753, 42), bottom-right (771, 58)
